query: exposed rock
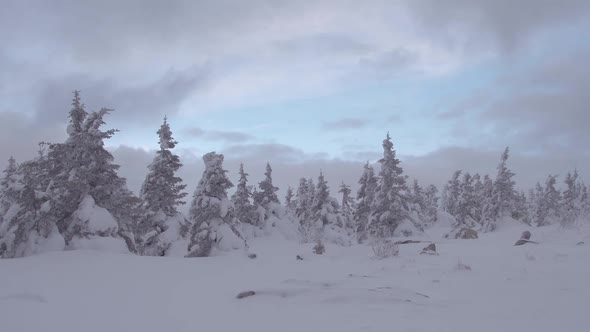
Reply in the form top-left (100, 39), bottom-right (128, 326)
top-left (456, 228), bottom-right (478, 239)
top-left (394, 240), bottom-right (422, 245)
top-left (454, 262), bottom-right (472, 271)
top-left (296, 255), bottom-right (303, 261)
top-left (576, 241), bottom-right (584, 246)
top-left (313, 240), bottom-right (326, 255)
top-left (236, 291), bottom-right (256, 299)
top-left (515, 239), bottom-right (539, 246)
top-left (247, 253), bottom-right (257, 259)
top-left (420, 243), bottom-right (438, 255)
top-left (520, 231), bottom-right (532, 240)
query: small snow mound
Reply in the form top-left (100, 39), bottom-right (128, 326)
top-left (72, 195), bottom-right (118, 235)
top-left (33, 224), bottom-right (66, 254)
top-left (165, 239), bottom-right (190, 257)
top-left (68, 237), bottom-right (129, 254)
top-left (216, 224), bottom-right (246, 251)
top-left (394, 218), bottom-right (423, 237)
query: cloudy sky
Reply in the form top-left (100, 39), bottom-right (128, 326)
top-left (1, 0), bottom-right (589, 200)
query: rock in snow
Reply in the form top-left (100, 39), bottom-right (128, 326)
top-left (420, 243), bottom-right (438, 255)
top-left (456, 228), bottom-right (479, 239)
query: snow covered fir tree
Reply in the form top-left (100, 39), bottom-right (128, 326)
top-left (1, 92), bottom-right (590, 259)
top-left (0, 91), bottom-right (142, 257)
top-left (186, 152), bottom-right (243, 257)
top-left (138, 117), bottom-right (189, 256)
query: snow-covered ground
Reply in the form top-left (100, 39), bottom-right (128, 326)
top-left (1, 224), bottom-right (589, 332)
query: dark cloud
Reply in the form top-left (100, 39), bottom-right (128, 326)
top-left (33, 66), bottom-right (209, 126)
top-left (405, 0), bottom-right (590, 53)
top-left (0, 111), bottom-right (66, 167)
top-left (322, 118), bottom-right (367, 130)
top-left (1, 0), bottom-right (588, 194)
top-left (440, 50), bottom-right (590, 155)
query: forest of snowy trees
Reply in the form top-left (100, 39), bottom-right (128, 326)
top-left (0, 92), bottom-right (589, 258)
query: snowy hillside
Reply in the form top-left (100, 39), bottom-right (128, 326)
top-left (1, 224), bottom-right (589, 332)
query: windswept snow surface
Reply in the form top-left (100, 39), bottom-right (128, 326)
top-left (1, 225), bottom-right (589, 332)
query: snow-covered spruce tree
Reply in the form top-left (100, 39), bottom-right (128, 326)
top-left (308, 178), bottom-right (316, 206)
top-left (455, 172), bottom-right (477, 229)
top-left (408, 179), bottom-right (425, 216)
top-left (0, 152), bottom-right (60, 258)
top-left (561, 170), bottom-right (581, 227)
top-left (478, 174), bottom-right (495, 224)
top-left (471, 174), bottom-right (483, 223)
top-left (354, 162), bottom-right (378, 243)
top-left (231, 163), bottom-right (255, 225)
top-left (0, 157), bottom-right (18, 228)
top-left (513, 191), bottom-right (529, 224)
top-left (483, 147), bottom-right (517, 232)
top-left (295, 177), bottom-right (312, 237)
top-left (252, 162), bottom-right (280, 226)
top-left (295, 178), bottom-right (310, 219)
top-left (442, 170), bottom-right (462, 217)
top-left (535, 175), bottom-right (561, 226)
top-left (530, 182), bottom-right (545, 226)
top-left (368, 133), bottom-right (409, 238)
top-left (138, 117), bottom-right (189, 256)
top-left (423, 184), bottom-right (439, 226)
top-left (338, 182), bottom-right (355, 230)
top-left (187, 152), bottom-right (243, 257)
top-left (306, 171), bottom-right (350, 245)
top-left (44, 92), bottom-right (141, 252)
top-left (303, 171), bottom-right (331, 240)
top-left (285, 186), bottom-right (294, 211)
top-left (580, 184), bottom-right (590, 220)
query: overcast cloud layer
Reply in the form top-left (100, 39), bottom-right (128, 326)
top-left (1, 0), bottom-right (589, 198)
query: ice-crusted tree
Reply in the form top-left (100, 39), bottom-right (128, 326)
top-left (408, 180), bottom-right (426, 214)
top-left (44, 92), bottom-right (141, 251)
top-left (408, 179), bottom-right (431, 229)
top-left (138, 117), bottom-right (188, 256)
top-left (471, 174), bottom-right (483, 222)
top-left (479, 175), bottom-right (495, 224)
top-left (369, 133), bottom-right (409, 238)
top-left (580, 184), bottom-right (590, 219)
top-left (562, 170), bottom-right (581, 227)
top-left (307, 178), bottom-right (316, 206)
top-left (67, 90), bottom-right (87, 136)
top-left (442, 170), bottom-right (462, 217)
top-left (254, 163), bottom-right (280, 206)
top-left (354, 162), bottom-right (378, 242)
top-left (231, 163), bottom-right (255, 225)
top-left (424, 184), bottom-right (439, 225)
top-left (0, 157), bottom-right (19, 225)
top-left (513, 191), bottom-right (529, 223)
top-left (529, 182), bottom-right (545, 226)
top-left (284, 186), bottom-right (294, 211)
top-left (456, 172), bottom-right (477, 228)
top-left (295, 178), bottom-right (310, 222)
top-left (339, 182), bottom-right (354, 229)
top-left (252, 162), bottom-right (280, 225)
top-left (0, 153), bottom-right (56, 258)
top-left (303, 171), bottom-right (331, 239)
top-left (535, 175), bottom-right (561, 226)
top-left (304, 171), bottom-right (350, 245)
top-left (484, 147), bottom-right (517, 232)
top-left (187, 152), bottom-right (242, 257)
